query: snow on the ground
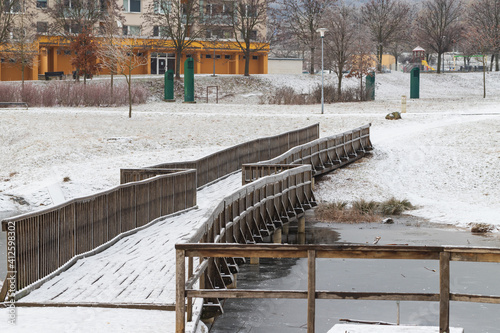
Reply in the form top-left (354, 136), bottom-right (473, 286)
top-left (327, 324), bottom-right (464, 333)
top-left (0, 71), bottom-right (499, 331)
top-left (1, 71), bottom-right (499, 229)
top-left (0, 298), bottom-right (208, 333)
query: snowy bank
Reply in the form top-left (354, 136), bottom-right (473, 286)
top-left (328, 324), bottom-right (464, 333)
top-left (1, 71), bottom-right (499, 228)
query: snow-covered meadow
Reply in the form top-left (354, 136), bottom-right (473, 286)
top-left (1, 70), bottom-right (499, 229)
top-left (0, 70), bottom-right (499, 332)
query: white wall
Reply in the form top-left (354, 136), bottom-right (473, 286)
top-left (268, 58), bottom-right (303, 74)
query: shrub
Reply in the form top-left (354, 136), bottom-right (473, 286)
top-left (352, 199), bottom-right (380, 215)
top-left (316, 198), bottom-right (416, 223)
top-left (265, 84), bottom-right (368, 105)
top-left (470, 223), bottom-right (494, 233)
top-left (379, 197), bottom-right (415, 215)
top-left (0, 84), bottom-right (20, 102)
top-left (0, 81), bottom-right (151, 107)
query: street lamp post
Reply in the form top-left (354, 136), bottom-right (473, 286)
top-left (317, 28), bottom-right (327, 114)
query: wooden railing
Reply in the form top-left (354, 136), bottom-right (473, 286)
top-left (242, 124), bottom-right (372, 184)
top-left (175, 244), bottom-right (500, 333)
top-left (187, 165), bottom-right (314, 245)
top-left (1, 169), bottom-right (197, 299)
top-left (123, 124), bottom-right (320, 188)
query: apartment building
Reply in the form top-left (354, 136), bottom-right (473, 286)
top-left (0, 0), bottom-right (269, 81)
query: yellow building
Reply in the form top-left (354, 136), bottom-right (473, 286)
top-left (0, 0), bottom-right (269, 81)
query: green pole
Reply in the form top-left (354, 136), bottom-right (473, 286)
top-left (184, 57), bottom-right (195, 103)
top-left (410, 67), bottom-right (420, 99)
top-left (164, 69), bottom-right (174, 101)
top-left (365, 71), bottom-right (375, 100)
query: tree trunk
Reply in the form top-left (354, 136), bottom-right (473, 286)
top-left (490, 54), bottom-right (494, 71)
top-left (496, 54), bottom-right (499, 71)
top-left (483, 55), bottom-right (486, 98)
top-left (175, 49), bottom-right (182, 79)
top-left (437, 53), bottom-right (442, 74)
top-left (337, 71), bottom-right (342, 101)
top-left (111, 71), bottom-right (114, 99)
top-left (310, 46), bottom-right (315, 74)
top-left (21, 64), bottom-right (25, 102)
top-left (128, 72), bottom-right (132, 118)
top-left (377, 45), bottom-right (383, 72)
top-left (244, 49), bottom-right (250, 76)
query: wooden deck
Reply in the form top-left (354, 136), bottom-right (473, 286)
top-left (19, 173), bottom-right (242, 306)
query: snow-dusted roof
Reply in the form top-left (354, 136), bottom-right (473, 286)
top-left (413, 46), bottom-right (425, 52)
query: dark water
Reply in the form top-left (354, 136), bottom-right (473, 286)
top-left (209, 216), bottom-right (500, 332)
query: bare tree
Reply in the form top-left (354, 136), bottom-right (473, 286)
top-left (226, 0), bottom-right (271, 76)
top-left (347, 25), bottom-right (376, 100)
top-left (386, 25), bottom-right (413, 71)
top-left (98, 5), bottom-right (124, 97)
top-left (324, 2), bottom-right (359, 99)
top-left (414, 0), bottom-right (463, 74)
top-left (98, 37), bottom-right (148, 117)
top-left (1, 0), bottom-right (21, 45)
top-left (144, 0), bottom-right (205, 79)
top-left (45, 0), bottom-right (122, 81)
top-left (277, 0), bottom-right (329, 74)
top-left (462, 27), bottom-right (495, 97)
top-left (46, 0), bottom-right (113, 38)
top-left (467, 0), bottom-right (500, 71)
top-left (1, 0), bottom-right (38, 96)
top-left (361, 0), bottom-right (410, 72)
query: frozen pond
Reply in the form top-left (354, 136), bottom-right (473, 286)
top-left (209, 216), bottom-right (500, 333)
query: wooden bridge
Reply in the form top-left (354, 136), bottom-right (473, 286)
top-left (0, 123), bottom-right (400, 332)
top-left (3, 121), bottom-right (498, 333)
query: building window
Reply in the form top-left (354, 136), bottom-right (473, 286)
top-left (252, 55), bottom-right (258, 60)
top-left (123, 25), bottom-right (141, 36)
top-left (244, 4), bottom-right (256, 17)
top-left (154, 0), bottom-right (170, 14)
top-left (206, 54), bottom-right (211, 59)
top-left (224, 55), bottom-right (231, 60)
top-left (37, 22), bottom-right (48, 33)
top-left (124, 0), bottom-right (141, 12)
top-left (4, 0), bottom-right (22, 12)
top-left (215, 55), bottom-right (221, 59)
top-left (152, 25), bottom-right (167, 37)
top-left (64, 50), bottom-right (71, 55)
top-left (36, 0), bottom-right (47, 8)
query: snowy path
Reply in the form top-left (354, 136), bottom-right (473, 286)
top-left (0, 173), bottom-right (242, 333)
top-left (21, 173), bottom-right (242, 305)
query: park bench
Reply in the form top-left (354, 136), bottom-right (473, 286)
top-left (44, 71), bottom-right (65, 80)
top-left (0, 102), bottom-right (28, 109)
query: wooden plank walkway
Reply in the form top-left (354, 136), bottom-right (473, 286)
top-left (19, 173), bottom-right (242, 305)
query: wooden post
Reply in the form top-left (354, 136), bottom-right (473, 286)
top-left (250, 257), bottom-right (259, 265)
top-left (283, 223), bottom-right (289, 235)
top-left (187, 256), bottom-right (193, 322)
top-left (439, 251), bottom-right (450, 333)
top-left (273, 228), bottom-right (282, 244)
top-left (307, 250), bottom-right (316, 333)
top-left (298, 216), bottom-right (306, 234)
top-left (176, 249), bottom-right (186, 333)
